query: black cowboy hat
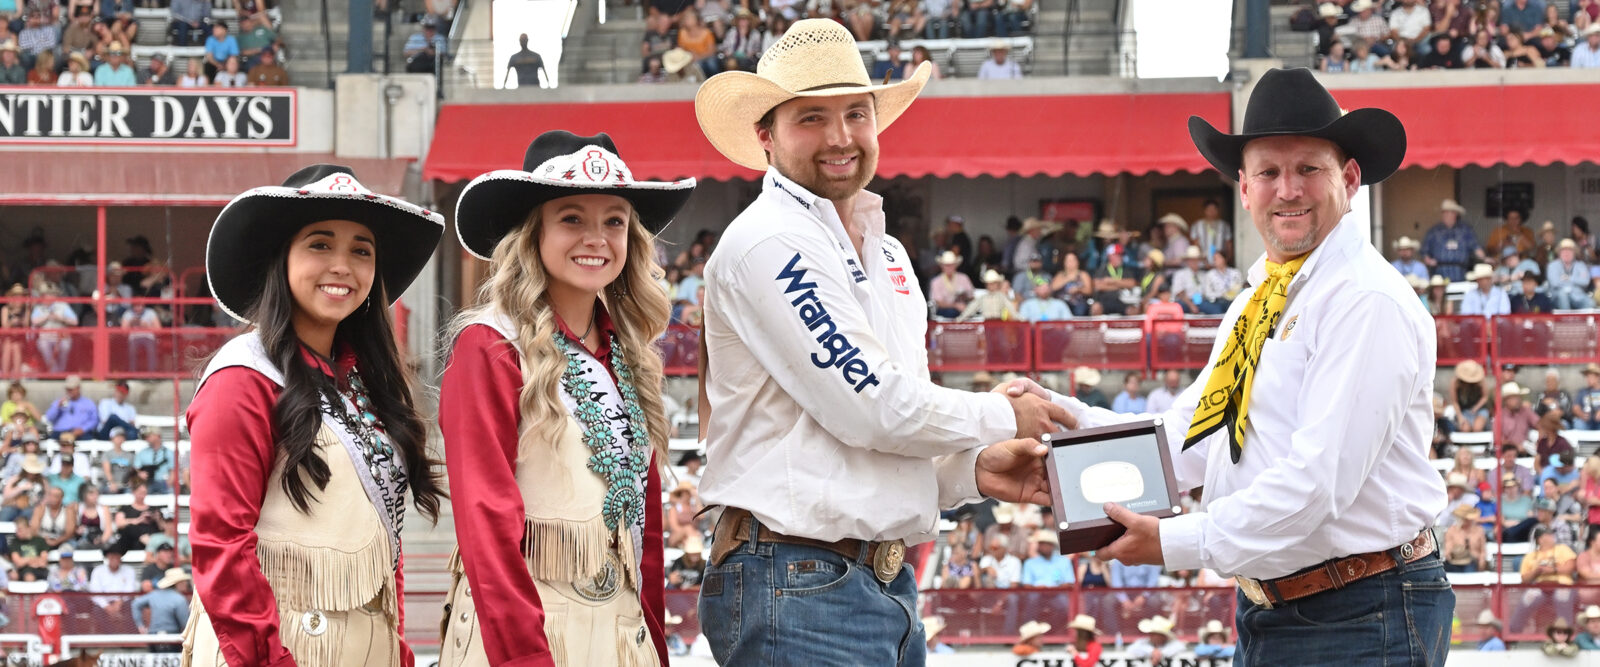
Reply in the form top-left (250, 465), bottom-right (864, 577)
top-left (206, 164), bottom-right (445, 322)
top-left (1188, 68), bottom-right (1406, 186)
top-left (454, 130), bottom-right (697, 260)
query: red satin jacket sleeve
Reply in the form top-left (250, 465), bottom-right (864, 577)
top-left (397, 551), bottom-right (413, 667)
top-left (641, 457), bottom-right (668, 665)
top-left (186, 366), bottom-right (298, 667)
top-left (439, 324), bottom-right (555, 667)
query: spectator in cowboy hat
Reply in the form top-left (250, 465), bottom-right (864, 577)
top-left (1576, 605), bottom-right (1600, 649)
top-left (1442, 504), bottom-right (1486, 572)
top-left (1422, 198), bottom-right (1482, 282)
top-left (1573, 24), bottom-right (1600, 69)
top-left (667, 534), bottom-right (707, 589)
top-left (1497, 380), bottom-right (1540, 449)
top-left (1547, 617), bottom-right (1582, 657)
top-left (57, 51), bottom-right (93, 87)
top-left (1012, 620), bottom-right (1050, 656)
top-left (131, 567), bottom-right (192, 640)
top-left (1072, 367), bottom-right (1108, 409)
top-left (1572, 364), bottom-right (1600, 430)
top-left (1065, 614), bottom-right (1103, 663)
top-left (1158, 213), bottom-right (1191, 262)
top-left (1477, 610), bottom-right (1507, 651)
top-left (1391, 236), bottom-right (1428, 281)
top-left (0, 40), bottom-right (24, 84)
top-left (1511, 272), bottom-right (1554, 314)
top-left (922, 616), bottom-right (954, 654)
top-left (978, 39), bottom-right (1022, 79)
top-left (959, 269), bottom-right (1016, 321)
top-left (1546, 238), bottom-right (1594, 309)
top-left (1459, 263), bottom-right (1510, 316)
top-left (930, 250), bottom-right (974, 318)
top-left (1195, 619), bottom-right (1235, 659)
top-left (1011, 217), bottom-right (1059, 275)
top-left (1129, 615), bottom-right (1187, 664)
top-left (93, 41), bottom-right (136, 86)
top-left (1450, 359), bottom-right (1491, 432)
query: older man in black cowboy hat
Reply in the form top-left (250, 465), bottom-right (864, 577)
top-left (1015, 68), bottom-right (1451, 665)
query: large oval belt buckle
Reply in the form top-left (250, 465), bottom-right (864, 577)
top-left (573, 550), bottom-right (624, 602)
top-left (873, 540), bottom-right (906, 584)
top-left (301, 610), bottom-right (328, 636)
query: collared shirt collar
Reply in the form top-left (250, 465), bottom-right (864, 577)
top-left (763, 167), bottom-right (886, 240)
top-left (1246, 213), bottom-right (1362, 290)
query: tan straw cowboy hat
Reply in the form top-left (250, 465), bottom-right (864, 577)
top-left (1018, 621), bottom-right (1052, 641)
top-left (1067, 614), bottom-right (1101, 635)
top-left (694, 18), bottom-right (932, 171)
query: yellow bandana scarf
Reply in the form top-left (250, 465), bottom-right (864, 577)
top-left (1184, 255), bottom-right (1306, 463)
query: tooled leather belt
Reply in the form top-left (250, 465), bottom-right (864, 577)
top-left (708, 506), bottom-right (907, 584)
top-left (1236, 529), bottom-right (1437, 610)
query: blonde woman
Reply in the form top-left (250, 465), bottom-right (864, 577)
top-left (439, 130), bottom-right (695, 666)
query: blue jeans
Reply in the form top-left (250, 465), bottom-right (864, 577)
top-left (961, 8), bottom-right (992, 37)
top-left (698, 518), bottom-right (925, 666)
top-left (996, 9), bottom-right (1025, 36)
top-left (1235, 551), bottom-right (1452, 666)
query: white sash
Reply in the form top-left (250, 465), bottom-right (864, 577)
top-left (199, 332), bottom-right (405, 568)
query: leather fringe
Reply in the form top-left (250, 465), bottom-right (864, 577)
top-left (521, 515), bottom-right (613, 583)
top-left (546, 620), bottom-right (567, 667)
top-left (256, 526), bottom-right (393, 613)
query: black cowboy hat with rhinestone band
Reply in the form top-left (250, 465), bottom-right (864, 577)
top-left (454, 130), bottom-right (698, 260)
top-left (1188, 68), bottom-right (1407, 186)
top-left (206, 164), bottom-right (445, 323)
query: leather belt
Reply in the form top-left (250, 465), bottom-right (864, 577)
top-left (709, 507), bottom-right (907, 584)
top-left (1237, 530), bottom-right (1437, 610)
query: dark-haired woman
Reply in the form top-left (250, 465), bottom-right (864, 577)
top-left (182, 165), bottom-right (446, 667)
top-left (437, 131), bottom-right (694, 666)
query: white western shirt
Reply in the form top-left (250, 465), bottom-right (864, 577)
top-left (1050, 217), bottom-right (1446, 579)
top-left (701, 168), bottom-right (1017, 545)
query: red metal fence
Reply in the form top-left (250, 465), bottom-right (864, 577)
top-left (9, 307), bottom-right (1600, 381)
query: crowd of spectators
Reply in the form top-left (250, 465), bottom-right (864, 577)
top-left (0, 231), bottom-right (235, 377)
top-left (906, 202), bottom-right (1244, 323)
top-left (1402, 198), bottom-right (1598, 317)
top-left (0, 0), bottom-right (289, 88)
top-left (637, 0), bottom-right (1032, 82)
top-left (1301, 0), bottom-right (1600, 71)
top-left (0, 376), bottom-right (188, 637)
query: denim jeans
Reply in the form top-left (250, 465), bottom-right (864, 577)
top-left (1234, 551), bottom-right (1452, 666)
top-left (698, 517), bottom-right (925, 666)
top-left (961, 8), bottom-right (992, 37)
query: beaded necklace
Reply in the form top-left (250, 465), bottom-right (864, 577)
top-left (553, 331), bottom-right (651, 534)
top-left (324, 368), bottom-right (408, 567)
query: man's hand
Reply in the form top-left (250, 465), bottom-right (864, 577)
top-left (1004, 390), bottom-right (1075, 440)
top-left (1097, 502), bottom-right (1165, 567)
top-left (975, 439), bottom-right (1051, 505)
top-left (994, 377), bottom-right (1050, 402)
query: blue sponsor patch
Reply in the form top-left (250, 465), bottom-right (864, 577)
top-left (777, 253), bottom-right (882, 393)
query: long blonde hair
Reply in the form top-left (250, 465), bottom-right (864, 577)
top-left (447, 207), bottom-right (673, 466)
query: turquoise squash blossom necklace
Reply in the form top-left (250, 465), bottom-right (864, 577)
top-left (553, 331), bottom-right (651, 533)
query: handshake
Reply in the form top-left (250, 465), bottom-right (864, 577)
top-left (972, 377), bottom-right (1076, 508)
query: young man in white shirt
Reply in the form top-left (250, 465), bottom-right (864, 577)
top-left (1018, 68), bottom-right (1451, 665)
top-left (692, 19), bottom-right (1069, 666)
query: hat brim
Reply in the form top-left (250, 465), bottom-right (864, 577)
top-left (1188, 107), bottom-right (1406, 186)
top-left (207, 189), bottom-right (444, 323)
top-left (454, 171), bottom-right (696, 260)
top-left (695, 62), bottom-right (933, 172)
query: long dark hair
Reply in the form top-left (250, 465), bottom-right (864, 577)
top-left (246, 239), bottom-right (445, 522)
